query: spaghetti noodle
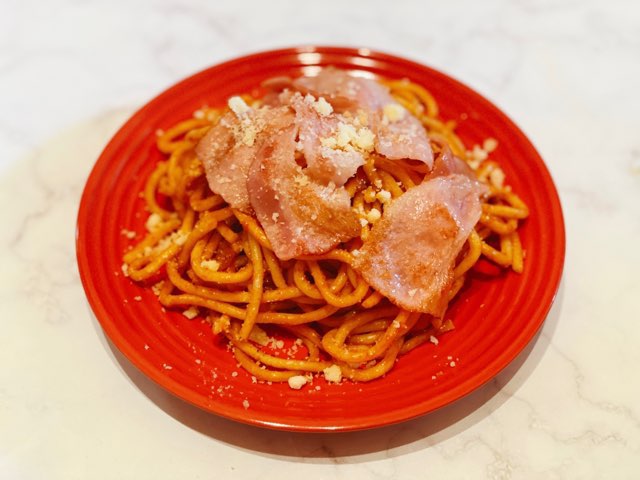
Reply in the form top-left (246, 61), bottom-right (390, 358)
top-left (122, 75), bottom-right (529, 386)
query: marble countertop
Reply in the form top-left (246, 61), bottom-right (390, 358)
top-left (2, 0), bottom-right (639, 478)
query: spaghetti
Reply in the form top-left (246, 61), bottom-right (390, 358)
top-left (122, 75), bottom-right (529, 385)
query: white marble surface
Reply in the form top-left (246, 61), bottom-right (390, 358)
top-left (2, 0), bottom-right (640, 478)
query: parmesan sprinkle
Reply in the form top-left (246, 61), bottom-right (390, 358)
top-left (287, 375), bottom-right (309, 390)
top-left (145, 213), bottom-right (163, 232)
top-left (408, 289), bottom-right (417, 297)
top-left (429, 335), bottom-right (439, 345)
top-left (376, 190), bottom-right (392, 203)
top-left (366, 208), bottom-right (381, 224)
top-left (489, 168), bottom-right (506, 189)
top-left (323, 364), bottom-right (343, 383)
top-left (182, 307), bottom-right (199, 320)
top-left (383, 103), bottom-right (406, 123)
top-left (483, 137), bottom-right (498, 152)
top-left (228, 96), bottom-right (250, 117)
top-left (306, 94), bottom-right (333, 116)
top-left (200, 259), bottom-right (220, 271)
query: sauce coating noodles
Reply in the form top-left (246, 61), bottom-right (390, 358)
top-left (122, 77), bottom-right (529, 384)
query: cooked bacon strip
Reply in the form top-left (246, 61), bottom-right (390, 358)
top-left (354, 174), bottom-right (484, 316)
top-left (375, 104), bottom-right (433, 165)
top-left (289, 92), bottom-right (366, 187)
top-left (196, 104), bottom-right (293, 211)
top-left (246, 124), bottom-right (360, 260)
top-left (294, 68), bottom-right (433, 166)
top-left (424, 144), bottom-right (476, 181)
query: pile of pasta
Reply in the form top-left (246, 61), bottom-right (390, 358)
top-left (121, 78), bottom-right (529, 385)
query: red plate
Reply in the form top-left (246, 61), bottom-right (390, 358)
top-left (76, 46), bottom-right (565, 432)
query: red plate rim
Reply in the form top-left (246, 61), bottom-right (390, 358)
top-left (76, 46), bottom-right (565, 432)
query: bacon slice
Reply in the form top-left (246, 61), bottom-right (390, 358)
top-left (293, 68), bottom-right (433, 167)
top-left (195, 105), bottom-right (292, 211)
top-left (289, 92), bottom-right (366, 186)
top-left (424, 144), bottom-right (476, 181)
top-left (353, 174), bottom-right (484, 316)
top-left (246, 123), bottom-right (360, 260)
top-left (375, 104), bottom-right (433, 165)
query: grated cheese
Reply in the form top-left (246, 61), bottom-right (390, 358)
top-left (145, 213), bottom-right (163, 232)
top-left (323, 365), bottom-right (343, 383)
top-left (376, 190), bottom-right (392, 203)
top-left (288, 375), bottom-right (309, 390)
top-left (228, 96), bottom-right (250, 117)
top-left (366, 208), bottom-right (381, 224)
top-left (483, 137), bottom-right (498, 152)
top-left (200, 259), bottom-right (220, 271)
top-left (182, 307), bottom-right (199, 320)
top-left (383, 103), bottom-right (406, 123)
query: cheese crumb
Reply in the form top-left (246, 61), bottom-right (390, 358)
top-left (294, 174), bottom-right (310, 187)
top-left (313, 96), bottom-right (333, 116)
top-left (172, 232), bottom-right (187, 246)
top-left (366, 208), bottom-right (381, 224)
top-left (182, 307), bottom-right (199, 320)
top-left (272, 212), bottom-right (280, 222)
top-left (288, 375), bottom-right (309, 390)
top-left (228, 96), bottom-right (250, 117)
top-left (489, 168), bottom-right (506, 188)
top-left (322, 122), bottom-right (375, 153)
top-left (248, 325), bottom-right (270, 346)
top-left (483, 137), bottom-right (498, 152)
top-left (231, 371), bottom-right (238, 377)
top-left (471, 144), bottom-right (489, 162)
top-left (200, 259), bottom-right (220, 271)
top-left (408, 289), bottom-right (418, 297)
top-left (450, 361), bottom-right (457, 367)
top-left (121, 263), bottom-right (129, 277)
top-left (121, 229), bottom-right (136, 239)
top-left (359, 218), bottom-right (369, 228)
top-left (212, 315), bottom-right (230, 334)
top-left (383, 103), bottom-right (406, 123)
top-left (145, 213), bottom-right (163, 232)
top-left (376, 190), bottom-right (392, 203)
top-left (429, 335), bottom-right (439, 345)
top-left (363, 188), bottom-right (377, 203)
top-left (242, 399), bottom-right (250, 410)
top-left (323, 364), bottom-right (343, 383)
top-left (133, 296), bottom-right (142, 302)
top-left (151, 282), bottom-right (163, 296)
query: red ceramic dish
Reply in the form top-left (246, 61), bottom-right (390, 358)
top-left (76, 46), bottom-right (565, 432)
